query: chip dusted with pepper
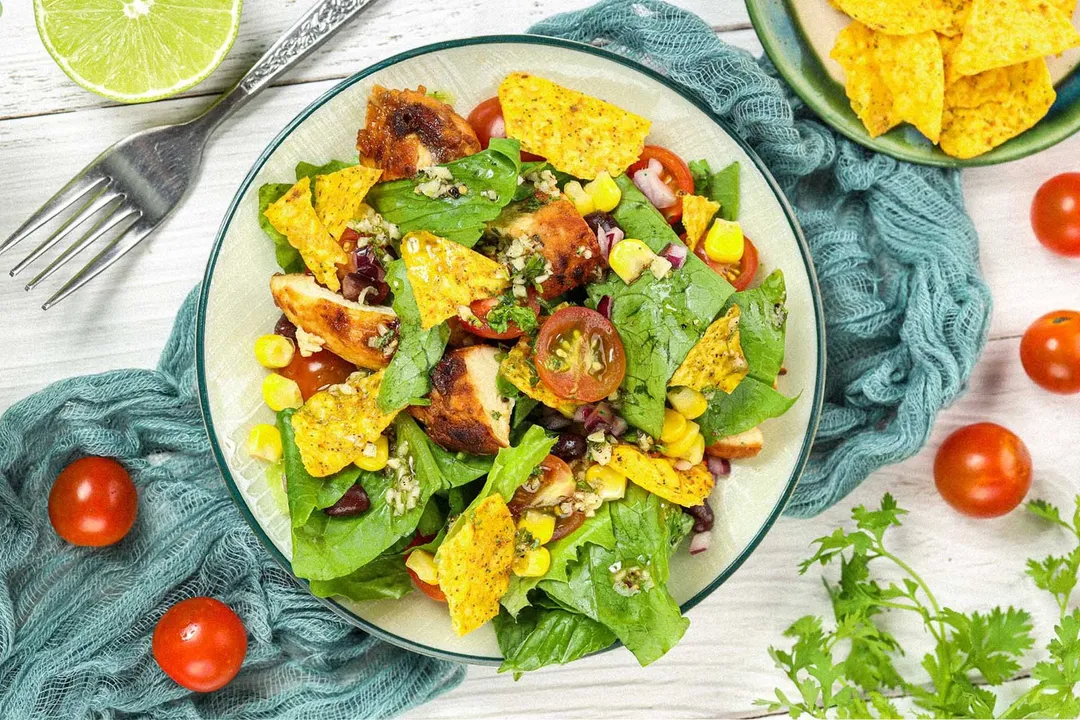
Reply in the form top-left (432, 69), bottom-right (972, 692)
top-left (498, 71), bottom-right (651, 180)
top-left (681, 195), bottom-right (721, 251)
top-left (831, 0), bottom-right (955, 34)
top-left (950, 0), bottom-right (1080, 78)
top-left (499, 339), bottom-right (581, 417)
top-left (400, 230), bottom-right (510, 329)
top-left (670, 306), bottom-right (749, 393)
top-left (312, 164), bottom-right (382, 240)
top-left (608, 445), bottom-right (715, 507)
top-left (264, 177), bottom-right (348, 292)
top-left (290, 370), bottom-right (400, 477)
top-left (435, 494), bottom-right (516, 636)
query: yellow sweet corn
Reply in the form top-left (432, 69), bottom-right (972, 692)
top-left (686, 434), bottom-right (705, 466)
top-left (586, 463), bottom-right (627, 501)
top-left (704, 219), bottom-right (745, 264)
top-left (563, 181), bottom-right (595, 216)
top-left (354, 435), bottom-right (389, 472)
top-left (254, 334), bottom-right (295, 369)
top-left (664, 420), bottom-right (701, 459)
top-left (584, 171), bottom-right (621, 212)
top-left (660, 408), bottom-right (688, 443)
top-left (262, 374), bottom-right (303, 412)
top-left (518, 509), bottom-right (556, 545)
top-left (406, 549), bottom-right (439, 585)
top-left (246, 423), bottom-right (283, 462)
top-left (667, 386), bottom-right (708, 419)
top-left (608, 238), bottom-right (656, 284)
top-left (513, 547), bottom-right (551, 578)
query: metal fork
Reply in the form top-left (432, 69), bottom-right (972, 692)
top-left (2, 0), bottom-right (381, 310)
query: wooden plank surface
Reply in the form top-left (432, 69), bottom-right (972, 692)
top-left (1, 2), bottom-right (1078, 717)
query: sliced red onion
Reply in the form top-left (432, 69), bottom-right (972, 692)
top-left (595, 224), bottom-right (625, 260)
top-left (660, 243), bottom-right (688, 270)
top-left (353, 247), bottom-right (386, 282)
top-left (489, 115), bottom-right (506, 139)
top-left (706, 456), bottom-right (731, 479)
top-left (573, 405), bottom-right (591, 424)
top-left (596, 296), bottom-right (613, 320)
top-left (342, 274), bottom-right (390, 305)
top-left (582, 402), bottom-right (615, 434)
top-left (633, 158), bottom-right (677, 209)
top-left (610, 415), bottom-right (628, 437)
top-left (689, 531), bottom-right (711, 555)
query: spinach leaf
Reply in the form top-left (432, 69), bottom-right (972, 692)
top-left (366, 138), bottom-right (522, 247)
top-left (277, 409), bottom-right (360, 528)
top-left (698, 377), bottom-right (798, 443)
top-left (309, 553), bottom-right (412, 602)
top-left (689, 159), bottom-right (740, 221)
top-left (295, 159), bottom-right (356, 182)
top-left (726, 269), bottom-right (787, 384)
top-left (376, 259), bottom-right (449, 412)
top-left (494, 606), bottom-right (617, 675)
top-left (416, 499), bottom-right (445, 538)
top-left (512, 396), bottom-right (539, 429)
top-left (610, 173), bottom-right (682, 254)
top-left (315, 472), bottom-right (360, 510)
top-left (258, 183), bottom-right (305, 274)
top-left (427, 443), bottom-right (493, 489)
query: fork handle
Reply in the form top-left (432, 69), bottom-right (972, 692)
top-left (194, 0), bottom-right (382, 133)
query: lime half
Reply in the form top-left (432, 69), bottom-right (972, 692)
top-left (35, 0), bottom-right (242, 104)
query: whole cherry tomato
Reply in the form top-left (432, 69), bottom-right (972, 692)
top-left (1031, 172), bottom-right (1080, 257)
top-left (405, 534), bottom-right (446, 602)
top-left (535, 307), bottom-right (626, 403)
top-left (1020, 310), bottom-right (1080, 394)
top-left (152, 597), bottom-right (247, 692)
top-left (467, 97), bottom-right (544, 160)
top-left (277, 349), bottom-right (356, 401)
top-left (48, 457), bottom-right (137, 547)
top-left (694, 235), bottom-right (760, 292)
top-left (934, 423), bottom-right (1032, 518)
top-left (627, 145), bottom-right (695, 223)
top-left (463, 290), bottom-right (542, 340)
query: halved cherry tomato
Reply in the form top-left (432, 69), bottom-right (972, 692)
top-left (1031, 172), bottom-right (1080, 257)
top-left (467, 97), bottom-right (544, 161)
top-left (49, 456), bottom-right (138, 547)
top-left (627, 145), bottom-right (695, 224)
top-left (535, 307), bottom-right (626, 403)
top-left (152, 597), bottom-right (247, 692)
top-left (508, 455), bottom-right (575, 517)
top-left (405, 534), bottom-right (447, 602)
top-left (695, 235), bottom-right (759, 291)
top-left (934, 423), bottom-right (1032, 518)
top-left (463, 290), bottom-right (542, 340)
top-left (1020, 310), bottom-right (1080, 394)
top-left (277, 349), bottom-right (356, 401)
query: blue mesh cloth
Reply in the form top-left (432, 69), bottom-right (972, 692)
top-left (532, 0), bottom-right (992, 517)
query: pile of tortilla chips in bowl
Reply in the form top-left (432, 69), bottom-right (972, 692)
top-left (747, 0), bottom-right (1080, 165)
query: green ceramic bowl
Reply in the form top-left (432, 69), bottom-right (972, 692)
top-left (746, 0), bottom-right (1080, 166)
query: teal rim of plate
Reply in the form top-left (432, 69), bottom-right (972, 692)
top-left (745, 0), bottom-right (1080, 167)
top-left (195, 34), bottom-right (826, 666)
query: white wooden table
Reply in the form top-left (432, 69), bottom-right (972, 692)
top-left (1, 2), bottom-right (1078, 717)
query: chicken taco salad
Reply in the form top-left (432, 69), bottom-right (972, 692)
top-left (242, 71), bottom-right (799, 673)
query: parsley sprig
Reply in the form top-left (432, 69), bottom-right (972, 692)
top-left (760, 494), bottom-right (1080, 718)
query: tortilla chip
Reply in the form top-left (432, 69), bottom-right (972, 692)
top-left (498, 71), bottom-right (651, 180)
top-left (313, 165), bottom-right (382, 240)
top-left (940, 58), bottom-right (1056, 159)
top-left (681, 195), bottom-right (721, 251)
top-left (670, 306), bottom-right (749, 393)
top-left (831, 23), bottom-right (902, 137)
top-left (608, 446), bottom-right (714, 508)
top-left (833, 0), bottom-right (955, 34)
top-left (1054, 0), bottom-right (1078, 16)
top-left (499, 339), bottom-right (580, 417)
top-left (951, 0), bottom-right (1080, 78)
top-left (290, 370), bottom-right (400, 477)
top-left (876, 31), bottom-right (946, 143)
top-left (939, 32), bottom-right (964, 86)
top-left (400, 231), bottom-right (509, 329)
top-left (436, 494), bottom-right (515, 636)
top-left (264, 177), bottom-right (347, 292)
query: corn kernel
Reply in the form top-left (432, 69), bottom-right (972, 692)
top-left (563, 181), bottom-right (595, 216)
top-left (607, 238), bottom-right (656, 284)
top-left (246, 423), bottom-right (283, 462)
top-left (686, 433), bottom-right (706, 466)
top-left (668, 386), bottom-right (708, 420)
top-left (518, 509), bottom-right (556, 545)
top-left (254, 334), bottom-right (295, 369)
top-left (664, 420), bottom-right (700, 459)
top-left (513, 547), bottom-right (551, 578)
top-left (354, 435), bottom-right (389, 471)
top-left (586, 463), bottom-right (627, 501)
top-left (262, 373), bottom-right (303, 412)
top-left (406, 549), bottom-right (439, 585)
top-left (704, 219), bottom-right (745, 264)
top-left (584, 171), bottom-right (621, 212)
top-left (660, 408), bottom-right (688, 443)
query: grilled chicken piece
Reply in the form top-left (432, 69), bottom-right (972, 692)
top-left (409, 345), bottom-right (514, 455)
top-left (270, 273), bottom-right (397, 370)
top-left (490, 197), bottom-right (604, 299)
top-left (356, 85), bottom-right (481, 181)
top-left (705, 426), bottom-right (764, 460)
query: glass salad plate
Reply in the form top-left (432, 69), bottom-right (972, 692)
top-left (196, 35), bottom-right (826, 665)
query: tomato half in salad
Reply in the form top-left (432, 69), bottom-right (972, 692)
top-left (535, 307), bottom-right (626, 403)
top-left (627, 145), bottom-right (695, 224)
top-left (463, 290), bottom-right (542, 341)
top-left (277, 348), bottom-right (356, 401)
top-left (467, 97), bottom-right (544, 161)
top-left (695, 235), bottom-right (759, 292)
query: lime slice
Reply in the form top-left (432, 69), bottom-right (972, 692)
top-left (34, 0), bottom-right (242, 104)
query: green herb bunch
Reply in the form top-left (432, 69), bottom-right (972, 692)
top-left (760, 494), bottom-right (1080, 718)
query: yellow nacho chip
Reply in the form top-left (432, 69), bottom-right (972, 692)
top-left (938, 0), bottom-right (973, 36)
top-left (833, 0), bottom-right (955, 34)
top-left (498, 72), bottom-right (652, 180)
top-left (681, 195), bottom-right (721, 251)
top-left (670, 306), bottom-right (749, 393)
top-left (499, 340), bottom-right (581, 417)
top-left (608, 446), bottom-right (714, 508)
top-left (290, 370), bottom-right (400, 477)
top-left (832, 23), bottom-right (902, 137)
top-left (940, 58), bottom-right (1057, 159)
top-left (400, 231), bottom-right (509, 329)
top-left (264, 177), bottom-right (347, 292)
top-left (1054, 0), bottom-right (1078, 16)
top-left (312, 165), bottom-right (382, 240)
top-left (436, 494), bottom-right (516, 636)
top-left (951, 0), bottom-right (1080, 78)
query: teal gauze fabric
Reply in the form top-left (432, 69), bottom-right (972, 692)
top-left (532, 0), bottom-right (992, 517)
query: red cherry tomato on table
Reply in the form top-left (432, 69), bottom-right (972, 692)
top-left (933, 423), bottom-right (1032, 518)
top-left (467, 97), bottom-right (544, 161)
top-left (277, 349), bottom-right (356, 401)
top-left (695, 236), bottom-right (760, 292)
top-left (627, 145), bottom-right (696, 224)
top-left (1020, 310), bottom-right (1080, 394)
top-left (48, 457), bottom-right (137, 547)
top-left (463, 290), bottom-right (543, 341)
top-left (535, 307), bottom-right (626, 403)
top-left (153, 597), bottom-right (247, 692)
top-left (405, 534), bottom-right (447, 602)
top-left (1031, 172), bottom-right (1080, 257)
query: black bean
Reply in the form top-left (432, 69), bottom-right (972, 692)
top-left (583, 211), bottom-right (620, 237)
top-left (683, 501), bottom-right (714, 533)
top-left (274, 314), bottom-right (297, 340)
top-left (325, 484), bottom-right (371, 517)
top-left (551, 432), bottom-right (587, 461)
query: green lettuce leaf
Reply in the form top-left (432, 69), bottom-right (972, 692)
top-left (309, 553), bottom-right (412, 602)
top-left (727, 269), bottom-right (787, 384)
top-left (493, 606), bottom-right (617, 675)
top-left (295, 159), bottom-right (356, 182)
top-left (689, 159), bottom-right (740, 221)
top-left (258, 183), bottom-right (305, 274)
top-left (465, 425), bottom-right (555, 512)
top-left (277, 409), bottom-right (360, 528)
top-left (427, 443), bottom-right (494, 489)
top-left (698, 377), bottom-right (798, 443)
